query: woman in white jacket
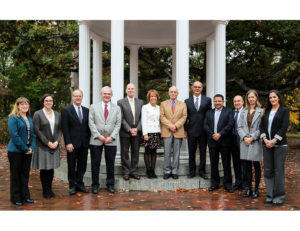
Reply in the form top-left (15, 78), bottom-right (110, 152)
top-left (141, 90), bottom-right (162, 178)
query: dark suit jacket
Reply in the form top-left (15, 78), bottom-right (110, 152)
top-left (260, 106), bottom-right (290, 145)
top-left (61, 104), bottom-right (91, 149)
top-left (184, 95), bottom-right (212, 137)
top-left (117, 97), bottom-right (143, 138)
top-left (204, 107), bottom-right (234, 148)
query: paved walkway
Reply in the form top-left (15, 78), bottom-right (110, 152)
top-left (0, 143), bottom-right (299, 211)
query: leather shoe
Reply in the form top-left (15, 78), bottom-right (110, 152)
top-left (208, 185), bottom-right (219, 191)
top-left (199, 173), bottom-right (208, 180)
top-left (107, 185), bottom-right (115, 193)
top-left (233, 185), bottom-right (242, 191)
top-left (130, 174), bottom-right (141, 180)
top-left (243, 188), bottom-right (252, 197)
top-left (172, 174), bottom-right (179, 179)
top-left (92, 186), bottom-right (99, 194)
top-left (77, 185), bottom-right (89, 193)
top-left (14, 202), bottom-right (23, 206)
top-left (25, 198), bottom-right (34, 203)
top-left (225, 187), bottom-right (233, 193)
top-left (69, 187), bottom-right (76, 195)
top-left (272, 201), bottom-right (283, 206)
top-left (163, 173), bottom-right (171, 180)
top-left (251, 189), bottom-right (259, 198)
top-left (264, 196), bottom-right (273, 204)
top-left (187, 172), bottom-right (195, 178)
top-left (123, 174), bottom-right (130, 181)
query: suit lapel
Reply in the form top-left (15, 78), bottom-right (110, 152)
top-left (97, 103), bottom-right (105, 121)
top-left (106, 103), bottom-right (114, 122)
top-left (125, 98), bottom-right (134, 121)
top-left (217, 108), bottom-right (225, 131)
top-left (251, 109), bottom-right (261, 126)
top-left (70, 105), bottom-right (81, 123)
top-left (271, 106), bottom-right (282, 124)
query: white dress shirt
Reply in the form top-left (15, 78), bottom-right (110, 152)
top-left (42, 108), bottom-right (55, 135)
top-left (193, 94), bottom-right (201, 110)
top-left (73, 103), bottom-right (83, 119)
top-left (101, 101), bottom-right (111, 113)
top-left (141, 103), bottom-right (161, 136)
top-left (214, 108), bottom-right (222, 134)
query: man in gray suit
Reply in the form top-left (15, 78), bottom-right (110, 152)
top-left (117, 83), bottom-right (143, 180)
top-left (89, 86), bottom-right (121, 194)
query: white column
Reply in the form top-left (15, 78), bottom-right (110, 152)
top-left (214, 21), bottom-right (227, 101)
top-left (176, 20), bottom-right (189, 101)
top-left (130, 45), bottom-right (139, 97)
top-left (79, 21), bottom-right (90, 107)
top-left (111, 20), bottom-right (124, 104)
top-left (172, 45), bottom-right (176, 86)
top-left (92, 35), bottom-right (103, 105)
top-left (206, 34), bottom-right (215, 100)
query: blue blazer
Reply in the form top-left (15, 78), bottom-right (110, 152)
top-left (7, 115), bottom-right (35, 153)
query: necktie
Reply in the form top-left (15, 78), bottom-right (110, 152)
top-left (172, 100), bottom-right (175, 114)
top-left (234, 110), bottom-right (239, 135)
top-left (195, 97), bottom-right (199, 111)
top-left (104, 104), bottom-right (108, 120)
top-left (77, 106), bottom-right (82, 123)
top-left (130, 98), bottom-right (135, 125)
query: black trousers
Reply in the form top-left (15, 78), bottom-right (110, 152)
top-left (120, 135), bottom-right (140, 175)
top-left (246, 160), bottom-right (261, 189)
top-left (7, 152), bottom-right (32, 203)
top-left (187, 135), bottom-right (207, 174)
top-left (67, 146), bottom-right (88, 188)
top-left (231, 135), bottom-right (242, 186)
top-left (209, 145), bottom-right (232, 188)
top-left (90, 145), bottom-right (116, 187)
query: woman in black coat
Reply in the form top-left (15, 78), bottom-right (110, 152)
top-left (260, 90), bottom-right (289, 205)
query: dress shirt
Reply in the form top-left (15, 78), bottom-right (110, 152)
top-left (141, 103), bottom-right (161, 135)
top-left (268, 110), bottom-right (277, 139)
top-left (235, 106), bottom-right (243, 122)
top-left (42, 108), bottom-right (55, 135)
top-left (73, 103), bottom-right (83, 118)
top-left (101, 101), bottom-right (111, 113)
top-left (214, 107), bottom-right (222, 134)
top-left (193, 95), bottom-right (201, 110)
top-left (127, 96), bottom-right (135, 124)
top-left (170, 99), bottom-right (177, 107)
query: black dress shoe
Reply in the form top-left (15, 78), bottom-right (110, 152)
top-left (25, 198), bottom-right (34, 203)
top-left (233, 185), bottom-right (242, 191)
top-left (130, 174), bottom-right (141, 180)
top-left (243, 188), bottom-right (252, 197)
top-left (172, 174), bottom-right (179, 179)
top-left (146, 169), bottom-right (152, 179)
top-left (163, 174), bottom-right (171, 180)
top-left (272, 201), bottom-right (283, 206)
top-left (225, 187), bottom-right (234, 193)
top-left (92, 186), bottom-right (99, 194)
top-left (188, 172), bottom-right (195, 178)
top-left (77, 185), bottom-right (89, 193)
top-left (208, 185), bottom-right (219, 191)
top-left (49, 191), bottom-right (56, 198)
top-left (264, 196), bottom-right (273, 204)
top-left (69, 187), bottom-right (76, 195)
top-left (107, 185), bottom-right (115, 193)
top-left (151, 169), bottom-right (158, 179)
top-left (199, 173), bottom-right (208, 180)
top-left (251, 189), bottom-right (259, 198)
top-left (123, 174), bottom-right (130, 181)
top-left (14, 202), bottom-right (23, 206)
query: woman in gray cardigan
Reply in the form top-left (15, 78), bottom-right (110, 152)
top-left (238, 90), bottom-right (263, 199)
top-left (32, 94), bottom-right (62, 198)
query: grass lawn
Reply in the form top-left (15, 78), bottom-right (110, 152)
top-left (287, 133), bottom-right (300, 138)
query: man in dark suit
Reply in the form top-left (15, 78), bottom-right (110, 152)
top-left (117, 83), bottom-right (143, 180)
top-left (231, 95), bottom-right (247, 191)
top-left (204, 94), bottom-right (234, 193)
top-left (184, 81), bottom-right (212, 179)
top-left (61, 89), bottom-right (91, 195)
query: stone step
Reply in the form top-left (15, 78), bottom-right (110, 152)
top-left (54, 152), bottom-right (232, 191)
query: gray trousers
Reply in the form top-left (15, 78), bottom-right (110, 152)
top-left (263, 145), bottom-right (287, 203)
top-left (163, 134), bottom-right (182, 174)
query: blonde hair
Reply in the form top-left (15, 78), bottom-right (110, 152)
top-left (9, 97), bottom-right (30, 117)
top-left (146, 89), bottom-right (160, 101)
top-left (245, 89), bottom-right (261, 109)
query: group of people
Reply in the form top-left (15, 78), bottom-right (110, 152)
top-left (7, 81), bottom-right (289, 207)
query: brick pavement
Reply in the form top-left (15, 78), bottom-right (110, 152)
top-left (0, 142), bottom-right (299, 211)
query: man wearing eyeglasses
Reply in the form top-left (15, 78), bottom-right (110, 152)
top-left (184, 81), bottom-right (212, 179)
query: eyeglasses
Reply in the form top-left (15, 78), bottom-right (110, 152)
top-left (193, 86), bottom-right (202, 89)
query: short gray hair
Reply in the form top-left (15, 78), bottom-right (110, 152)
top-left (169, 86), bottom-right (178, 93)
top-left (101, 86), bottom-right (113, 94)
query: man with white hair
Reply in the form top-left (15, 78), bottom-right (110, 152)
top-left (160, 86), bottom-right (187, 179)
top-left (89, 86), bottom-right (121, 194)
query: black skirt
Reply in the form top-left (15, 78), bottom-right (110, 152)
top-left (141, 133), bottom-right (163, 149)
